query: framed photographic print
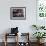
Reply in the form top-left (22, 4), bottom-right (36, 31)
top-left (36, 0), bottom-right (46, 26)
top-left (10, 7), bottom-right (26, 20)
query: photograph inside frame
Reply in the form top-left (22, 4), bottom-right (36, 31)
top-left (13, 8), bottom-right (24, 17)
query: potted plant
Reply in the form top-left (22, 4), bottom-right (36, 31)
top-left (33, 32), bottom-right (46, 43)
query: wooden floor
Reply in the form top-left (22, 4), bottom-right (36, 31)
top-left (0, 42), bottom-right (46, 46)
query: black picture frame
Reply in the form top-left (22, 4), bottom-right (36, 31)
top-left (10, 7), bottom-right (26, 20)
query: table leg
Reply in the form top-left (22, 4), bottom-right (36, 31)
top-left (4, 34), bottom-right (7, 46)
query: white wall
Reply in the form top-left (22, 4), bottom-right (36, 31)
top-left (0, 0), bottom-right (37, 42)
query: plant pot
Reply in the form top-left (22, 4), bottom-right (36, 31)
top-left (37, 39), bottom-right (45, 44)
top-left (40, 39), bottom-right (45, 43)
top-left (37, 39), bottom-right (40, 43)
